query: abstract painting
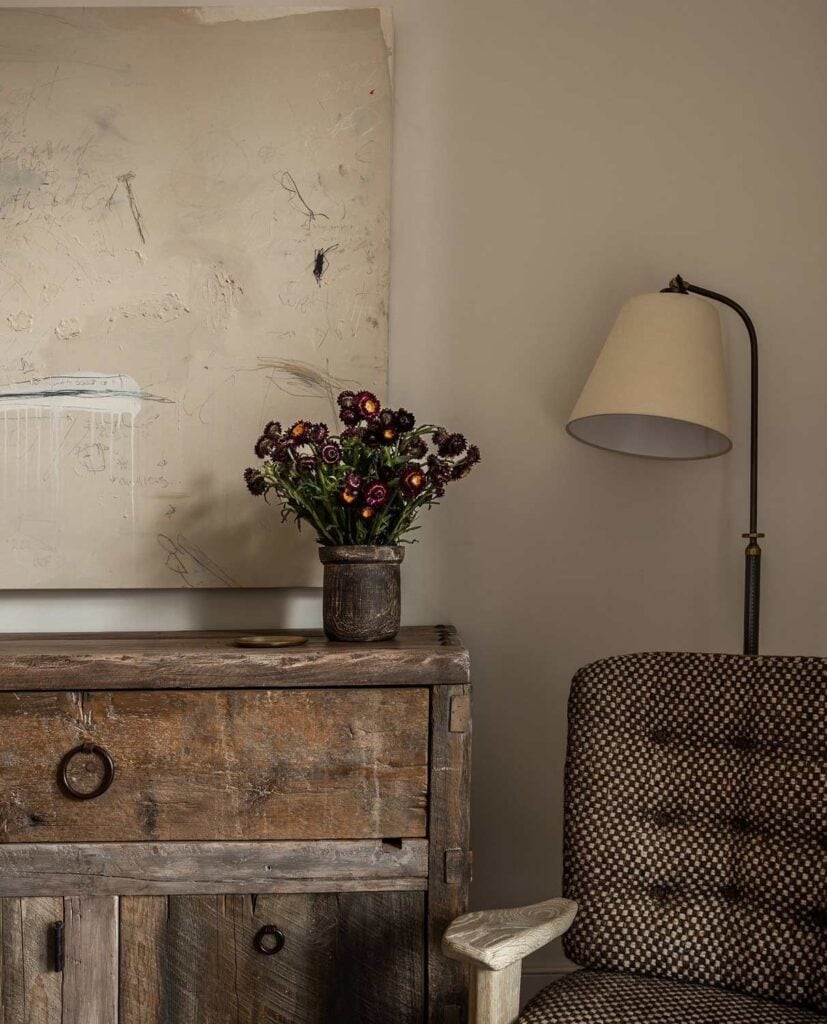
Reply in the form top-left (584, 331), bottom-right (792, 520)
top-left (0, 7), bottom-right (391, 587)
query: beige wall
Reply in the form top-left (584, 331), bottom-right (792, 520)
top-left (3, 0), bottom-right (827, 989)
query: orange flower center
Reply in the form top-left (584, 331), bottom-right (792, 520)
top-left (360, 506), bottom-right (375, 519)
top-left (364, 400), bottom-right (378, 414)
top-left (410, 473), bottom-right (423, 488)
top-left (342, 490), bottom-right (357, 504)
top-left (292, 424), bottom-right (305, 437)
top-left (383, 428), bottom-right (395, 440)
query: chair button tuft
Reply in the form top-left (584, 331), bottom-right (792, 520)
top-left (650, 882), bottom-right (677, 901)
top-left (731, 815), bottom-right (751, 834)
top-left (732, 734), bottom-right (757, 752)
top-left (719, 884), bottom-right (742, 903)
top-left (804, 908), bottom-right (827, 930)
top-left (649, 727), bottom-right (673, 745)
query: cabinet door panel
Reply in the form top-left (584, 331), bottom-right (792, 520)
top-left (62, 896), bottom-right (118, 1024)
top-left (120, 892), bottom-right (425, 1024)
top-left (0, 897), bottom-right (62, 1024)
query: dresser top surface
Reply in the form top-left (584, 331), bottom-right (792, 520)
top-left (0, 625), bottom-right (469, 690)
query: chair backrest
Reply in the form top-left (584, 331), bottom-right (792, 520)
top-left (561, 652), bottom-right (826, 1012)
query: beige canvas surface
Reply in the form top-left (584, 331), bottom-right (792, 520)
top-left (0, 7), bottom-right (391, 587)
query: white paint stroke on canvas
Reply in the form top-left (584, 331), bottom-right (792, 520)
top-left (0, 7), bottom-right (391, 587)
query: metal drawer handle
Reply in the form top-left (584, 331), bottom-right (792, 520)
top-left (253, 925), bottom-right (285, 956)
top-left (57, 742), bottom-right (115, 801)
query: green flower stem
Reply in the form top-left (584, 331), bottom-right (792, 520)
top-left (269, 471), bottom-right (337, 545)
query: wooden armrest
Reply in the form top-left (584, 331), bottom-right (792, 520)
top-left (442, 897), bottom-right (577, 971)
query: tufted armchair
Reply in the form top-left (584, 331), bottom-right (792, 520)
top-left (444, 653), bottom-right (826, 1024)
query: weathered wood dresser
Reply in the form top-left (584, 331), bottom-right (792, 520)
top-left (0, 626), bottom-right (471, 1024)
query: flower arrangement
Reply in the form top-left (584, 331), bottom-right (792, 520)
top-left (244, 390), bottom-right (481, 546)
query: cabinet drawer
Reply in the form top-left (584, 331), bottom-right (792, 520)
top-left (0, 689), bottom-right (429, 842)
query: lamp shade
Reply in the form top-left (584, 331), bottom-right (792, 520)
top-left (566, 292), bottom-right (732, 459)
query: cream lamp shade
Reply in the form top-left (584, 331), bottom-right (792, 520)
top-left (566, 292), bottom-right (732, 459)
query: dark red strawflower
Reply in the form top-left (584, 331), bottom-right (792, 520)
top-left (340, 427), bottom-right (359, 440)
top-left (337, 390), bottom-right (357, 409)
top-left (355, 390), bottom-right (381, 419)
top-left (244, 467), bottom-right (267, 496)
top-left (451, 446), bottom-right (481, 479)
top-left (295, 455), bottom-right (317, 472)
top-left (254, 435), bottom-right (275, 459)
top-left (345, 471), bottom-right (363, 490)
top-left (378, 409), bottom-right (397, 428)
top-left (400, 465), bottom-right (426, 497)
top-left (287, 420), bottom-right (312, 443)
top-left (339, 406), bottom-right (360, 427)
top-left (263, 420), bottom-right (282, 439)
top-left (255, 434), bottom-right (290, 463)
top-left (427, 454), bottom-right (453, 483)
top-left (402, 436), bottom-right (428, 459)
top-left (320, 441), bottom-right (341, 465)
top-left (270, 440), bottom-right (290, 463)
top-left (309, 423), bottom-right (329, 443)
top-left (438, 432), bottom-right (467, 457)
top-left (433, 428), bottom-right (449, 449)
top-left (363, 423), bottom-right (382, 447)
top-left (396, 409), bottom-right (415, 432)
top-left (363, 480), bottom-right (389, 508)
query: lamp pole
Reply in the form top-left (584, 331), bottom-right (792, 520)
top-left (661, 275), bottom-right (762, 656)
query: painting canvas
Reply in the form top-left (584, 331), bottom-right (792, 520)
top-left (0, 7), bottom-right (391, 587)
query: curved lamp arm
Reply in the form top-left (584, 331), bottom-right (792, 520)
top-left (663, 274), bottom-right (763, 655)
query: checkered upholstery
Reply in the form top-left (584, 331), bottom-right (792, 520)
top-left (520, 969), bottom-right (824, 1023)
top-left (558, 653), bottom-right (827, 1012)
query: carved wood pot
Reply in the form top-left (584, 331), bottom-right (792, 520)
top-left (319, 545), bottom-right (404, 642)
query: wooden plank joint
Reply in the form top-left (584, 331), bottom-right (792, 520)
top-left (449, 695), bottom-right (471, 733)
top-left (443, 848), bottom-right (472, 886)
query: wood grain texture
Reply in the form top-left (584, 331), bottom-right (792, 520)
top-left (0, 897), bottom-right (62, 1024)
top-left (469, 963), bottom-right (521, 1024)
top-left (320, 546), bottom-right (403, 642)
top-left (443, 898), bottom-right (578, 971)
top-left (428, 683), bottom-right (472, 1024)
top-left (0, 626), bottom-right (469, 691)
top-left (0, 688), bottom-right (429, 843)
top-left (120, 892), bottom-right (425, 1024)
top-left (0, 840), bottom-right (429, 897)
top-left (63, 896), bottom-right (118, 1024)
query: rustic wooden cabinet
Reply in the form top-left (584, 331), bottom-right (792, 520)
top-left (0, 626), bottom-right (471, 1024)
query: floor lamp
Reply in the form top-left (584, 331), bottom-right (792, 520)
top-left (566, 275), bottom-right (762, 655)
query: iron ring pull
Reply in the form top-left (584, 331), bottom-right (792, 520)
top-left (57, 742), bottom-right (115, 801)
top-left (253, 925), bottom-right (285, 956)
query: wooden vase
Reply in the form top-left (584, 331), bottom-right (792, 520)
top-left (319, 545), bottom-right (404, 642)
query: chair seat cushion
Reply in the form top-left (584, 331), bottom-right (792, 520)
top-left (519, 969), bottom-right (823, 1023)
